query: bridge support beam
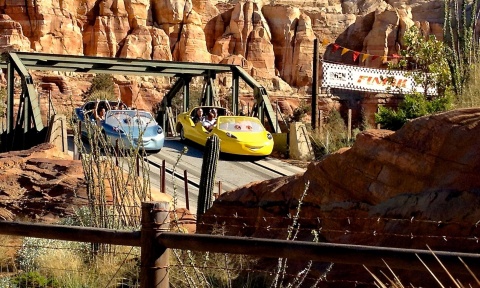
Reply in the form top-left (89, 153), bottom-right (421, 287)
top-left (232, 70), bottom-right (239, 115)
top-left (6, 61), bottom-right (14, 147)
top-left (182, 76), bottom-right (191, 112)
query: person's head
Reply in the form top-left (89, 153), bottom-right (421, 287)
top-left (207, 112), bottom-right (214, 120)
top-left (196, 108), bottom-right (203, 117)
top-left (210, 108), bottom-right (217, 118)
top-left (99, 108), bottom-right (106, 117)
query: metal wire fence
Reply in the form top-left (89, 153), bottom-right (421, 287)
top-left (1, 197), bottom-right (480, 287)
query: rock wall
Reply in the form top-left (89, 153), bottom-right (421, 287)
top-left (197, 107), bottom-right (480, 285)
top-left (0, 0), bottom-right (445, 84)
top-left (0, 0), bottom-right (447, 121)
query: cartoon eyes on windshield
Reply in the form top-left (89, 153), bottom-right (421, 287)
top-left (234, 124), bottom-right (253, 130)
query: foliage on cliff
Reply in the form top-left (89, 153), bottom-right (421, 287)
top-left (376, 26), bottom-right (453, 130)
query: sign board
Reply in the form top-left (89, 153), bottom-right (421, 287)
top-left (321, 62), bottom-right (437, 95)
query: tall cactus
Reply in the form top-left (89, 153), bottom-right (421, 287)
top-left (197, 134), bottom-right (220, 217)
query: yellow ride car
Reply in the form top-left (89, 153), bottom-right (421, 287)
top-left (175, 106), bottom-right (274, 156)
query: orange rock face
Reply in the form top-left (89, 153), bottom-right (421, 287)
top-left (0, 143), bottom-right (87, 222)
top-left (0, 0), bottom-right (447, 90)
top-left (0, 0), bottom-right (451, 130)
top-left (198, 108), bottom-right (480, 285)
top-left (199, 108), bottom-right (480, 250)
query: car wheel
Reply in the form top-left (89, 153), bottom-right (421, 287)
top-left (180, 126), bottom-right (186, 141)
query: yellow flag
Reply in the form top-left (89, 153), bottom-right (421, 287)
top-left (321, 38), bottom-right (329, 46)
top-left (341, 48), bottom-right (349, 55)
top-left (362, 53), bottom-right (369, 62)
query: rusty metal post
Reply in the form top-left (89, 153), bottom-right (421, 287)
top-left (319, 110), bottom-right (323, 137)
top-left (140, 201), bottom-right (170, 288)
top-left (115, 139), bottom-right (119, 166)
top-left (161, 160), bottom-right (166, 193)
top-left (218, 181), bottom-right (222, 197)
top-left (73, 140), bottom-right (78, 160)
top-left (136, 154), bottom-right (140, 176)
top-left (183, 170), bottom-right (190, 210)
top-left (311, 38), bottom-right (318, 130)
top-left (347, 109), bottom-right (352, 142)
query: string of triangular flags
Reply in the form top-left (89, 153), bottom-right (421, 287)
top-left (321, 38), bottom-right (406, 63)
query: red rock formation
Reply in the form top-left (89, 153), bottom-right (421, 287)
top-left (198, 108), bottom-right (480, 285)
top-left (0, 14), bottom-right (30, 52)
top-left (199, 108), bottom-right (480, 252)
top-left (118, 25), bottom-right (153, 59)
top-left (0, 143), bottom-right (87, 222)
top-left (0, 0), bottom-right (452, 130)
top-left (0, 143), bottom-right (174, 224)
top-left (150, 27), bottom-right (173, 61)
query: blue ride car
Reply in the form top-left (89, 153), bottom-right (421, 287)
top-left (74, 100), bottom-right (165, 153)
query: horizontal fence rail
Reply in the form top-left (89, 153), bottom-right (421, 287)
top-left (1, 201), bottom-right (480, 287)
top-left (157, 232), bottom-right (480, 275)
top-left (0, 220), bottom-right (141, 246)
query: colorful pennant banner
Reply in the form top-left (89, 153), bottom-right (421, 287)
top-left (321, 38), bottom-right (410, 63)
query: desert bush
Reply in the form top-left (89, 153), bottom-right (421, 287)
top-left (289, 100), bottom-right (311, 122)
top-left (0, 87), bottom-right (6, 118)
top-left (11, 235), bottom-right (140, 288)
top-left (83, 74), bottom-right (116, 101)
top-left (454, 64), bottom-right (480, 108)
top-left (376, 92), bottom-right (453, 130)
top-left (309, 110), bottom-right (354, 158)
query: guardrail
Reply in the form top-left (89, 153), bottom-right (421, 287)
top-left (1, 201), bottom-right (479, 287)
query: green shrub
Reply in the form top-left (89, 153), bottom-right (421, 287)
top-left (84, 74), bottom-right (116, 101)
top-left (11, 271), bottom-right (59, 288)
top-left (375, 92), bottom-right (452, 130)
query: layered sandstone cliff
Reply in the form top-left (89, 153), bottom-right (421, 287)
top-left (0, 0), bottom-right (445, 88)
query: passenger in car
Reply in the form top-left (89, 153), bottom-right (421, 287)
top-left (94, 100), bottom-right (106, 126)
top-left (210, 108), bottom-right (218, 125)
top-left (192, 108), bottom-right (204, 124)
top-left (202, 111), bottom-right (216, 131)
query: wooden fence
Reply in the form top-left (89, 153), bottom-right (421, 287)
top-left (1, 201), bottom-right (479, 287)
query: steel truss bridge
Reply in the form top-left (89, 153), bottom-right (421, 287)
top-left (0, 52), bottom-right (280, 151)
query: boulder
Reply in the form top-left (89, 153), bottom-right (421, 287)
top-left (199, 108), bottom-right (480, 254)
top-left (198, 108), bottom-right (480, 285)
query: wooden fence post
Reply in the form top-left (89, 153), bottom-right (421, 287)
top-left (141, 201), bottom-right (170, 288)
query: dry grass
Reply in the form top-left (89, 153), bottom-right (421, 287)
top-left (454, 64), bottom-right (480, 109)
top-left (0, 235), bottom-right (21, 275)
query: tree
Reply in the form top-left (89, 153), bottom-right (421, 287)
top-left (375, 26), bottom-right (452, 130)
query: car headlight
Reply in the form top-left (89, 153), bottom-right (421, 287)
top-left (226, 132), bottom-right (237, 139)
top-left (157, 127), bottom-right (163, 134)
top-left (267, 133), bottom-right (272, 140)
